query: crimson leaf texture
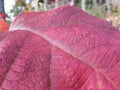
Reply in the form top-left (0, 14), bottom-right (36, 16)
top-left (0, 6), bottom-right (120, 90)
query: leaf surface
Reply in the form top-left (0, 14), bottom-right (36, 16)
top-left (10, 6), bottom-right (117, 31)
top-left (0, 6), bottom-right (120, 90)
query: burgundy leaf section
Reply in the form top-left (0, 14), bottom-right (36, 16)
top-left (0, 6), bottom-right (120, 90)
top-left (38, 25), bottom-right (120, 89)
top-left (0, 31), bottom-right (29, 86)
top-left (10, 6), bottom-right (117, 31)
top-left (50, 46), bottom-right (95, 90)
top-left (0, 31), bottom-right (52, 90)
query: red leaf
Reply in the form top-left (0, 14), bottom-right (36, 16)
top-left (10, 6), bottom-right (117, 31)
top-left (0, 6), bottom-right (120, 90)
top-left (0, 18), bottom-right (9, 32)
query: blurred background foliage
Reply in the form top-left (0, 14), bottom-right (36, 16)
top-left (9, 0), bottom-right (120, 17)
top-left (1, 0), bottom-right (120, 30)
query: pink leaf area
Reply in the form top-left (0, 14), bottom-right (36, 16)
top-left (0, 6), bottom-right (120, 90)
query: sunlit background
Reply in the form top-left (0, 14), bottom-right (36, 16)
top-left (4, 0), bottom-right (15, 13)
top-left (4, 0), bottom-right (15, 19)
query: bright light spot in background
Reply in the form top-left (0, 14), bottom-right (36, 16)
top-left (4, 0), bottom-right (16, 20)
top-left (26, 0), bottom-right (30, 3)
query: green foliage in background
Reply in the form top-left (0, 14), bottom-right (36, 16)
top-left (10, 1), bottom-right (26, 17)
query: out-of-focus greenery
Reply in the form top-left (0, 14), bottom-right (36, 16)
top-left (10, 1), bottom-right (26, 17)
top-left (77, 0), bottom-right (104, 18)
top-left (78, 0), bottom-right (118, 18)
top-left (10, 0), bottom-right (119, 19)
top-left (111, 8), bottom-right (118, 13)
